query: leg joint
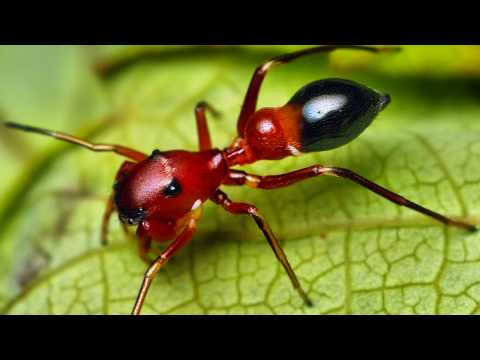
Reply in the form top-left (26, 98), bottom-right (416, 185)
top-left (258, 59), bottom-right (280, 75)
top-left (145, 259), bottom-right (165, 278)
top-left (195, 101), bottom-right (208, 112)
top-left (247, 205), bottom-right (259, 217)
top-left (312, 165), bottom-right (326, 175)
top-left (195, 101), bottom-right (219, 117)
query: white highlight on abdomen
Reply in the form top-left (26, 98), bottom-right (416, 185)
top-left (302, 94), bottom-right (347, 123)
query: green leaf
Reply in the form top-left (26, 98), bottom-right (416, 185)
top-left (1, 45), bottom-right (480, 314)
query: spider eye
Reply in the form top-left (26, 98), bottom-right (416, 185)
top-left (163, 178), bottom-right (181, 197)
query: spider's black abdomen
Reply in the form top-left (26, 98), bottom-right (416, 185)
top-left (288, 78), bottom-right (390, 152)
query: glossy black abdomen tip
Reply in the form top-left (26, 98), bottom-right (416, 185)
top-left (380, 93), bottom-right (391, 111)
top-left (288, 78), bottom-right (389, 153)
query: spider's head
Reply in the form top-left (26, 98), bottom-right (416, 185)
top-left (113, 149), bottom-right (227, 224)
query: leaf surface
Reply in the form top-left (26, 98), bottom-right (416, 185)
top-left (1, 45), bottom-right (480, 314)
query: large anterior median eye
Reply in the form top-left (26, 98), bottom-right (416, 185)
top-left (163, 178), bottom-right (182, 197)
top-left (302, 94), bottom-right (348, 123)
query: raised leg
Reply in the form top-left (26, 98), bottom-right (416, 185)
top-left (131, 219), bottom-right (197, 315)
top-left (210, 189), bottom-right (313, 306)
top-left (226, 167), bottom-right (477, 232)
top-left (195, 101), bottom-right (220, 151)
top-left (237, 45), bottom-right (400, 136)
top-left (4, 122), bottom-right (147, 162)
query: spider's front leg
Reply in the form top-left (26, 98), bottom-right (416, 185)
top-left (4, 122), bottom-right (148, 161)
top-left (3, 122), bottom-right (150, 245)
top-left (132, 218), bottom-right (197, 315)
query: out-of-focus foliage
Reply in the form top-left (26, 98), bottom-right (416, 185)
top-left (0, 45), bottom-right (480, 314)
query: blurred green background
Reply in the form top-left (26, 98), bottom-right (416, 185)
top-left (1, 45), bottom-right (480, 314)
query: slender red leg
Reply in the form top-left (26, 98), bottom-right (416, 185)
top-left (4, 122), bottom-right (147, 162)
top-left (237, 45), bottom-right (399, 136)
top-left (131, 219), bottom-right (197, 315)
top-left (210, 189), bottom-right (313, 306)
top-left (195, 101), bottom-right (220, 151)
top-left (226, 168), bottom-right (477, 232)
top-left (101, 194), bottom-right (115, 246)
